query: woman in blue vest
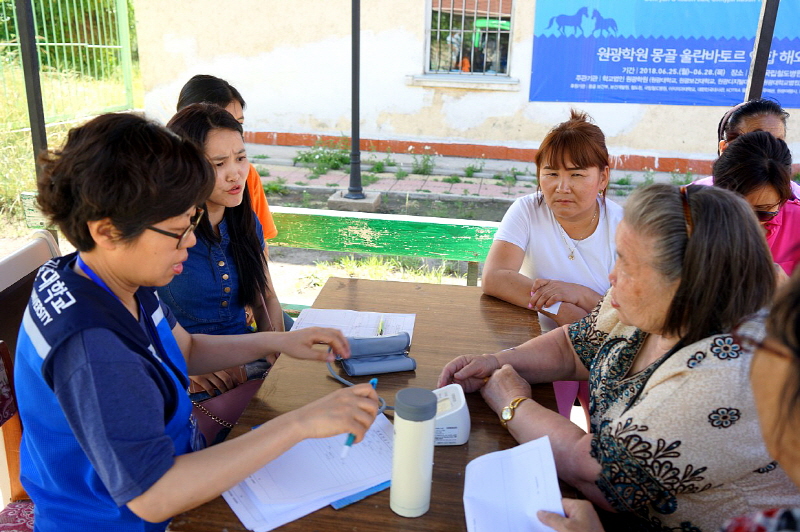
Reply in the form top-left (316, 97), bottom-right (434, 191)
top-left (14, 113), bottom-right (378, 531)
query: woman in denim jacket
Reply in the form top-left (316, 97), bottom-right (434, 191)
top-left (159, 103), bottom-right (278, 400)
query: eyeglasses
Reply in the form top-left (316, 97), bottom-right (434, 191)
top-left (145, 207), bottom-right (204, 249)
top-left (679, 185), bottom-right (694, 237)
top-left (754, 208), bottom-right (781, 223)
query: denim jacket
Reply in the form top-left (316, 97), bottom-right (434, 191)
top-left (158, 217), bottom-right (264, 335)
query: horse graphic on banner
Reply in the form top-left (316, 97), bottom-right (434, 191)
top-left (591, 9), bottom-right (618, 37)
top-left (546, 7), bottom-right (589, 36)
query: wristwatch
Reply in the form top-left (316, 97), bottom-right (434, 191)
top-left (500, 396), bottom-right (529, 428)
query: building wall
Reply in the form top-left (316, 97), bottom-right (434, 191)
top-left (134, 0), bottom-right (799, 173)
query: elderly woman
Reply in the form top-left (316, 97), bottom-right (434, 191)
top-left (540, 270), bottom-right (800, 532)
top-left (482, 110), bottom-right (623, 418)
top-left (439, 184), bottom-right (800, 531)
top-left (14, 113), bottom-right (378, 531)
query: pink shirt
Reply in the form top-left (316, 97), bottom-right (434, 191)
top-left (693, 176), bottom-right (800, 275)
top-left (765, 199), bottom-right (800, 275)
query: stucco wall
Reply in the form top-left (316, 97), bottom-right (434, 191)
top-left (134, 0), bottom-right (800, 170)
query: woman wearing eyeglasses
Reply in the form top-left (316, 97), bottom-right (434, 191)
top-left (439, 184), bottom-right (800, 531)
top-left (14, 113), bottom-right (378, 531)
top-left (712, 130), bottom-right (799, 276)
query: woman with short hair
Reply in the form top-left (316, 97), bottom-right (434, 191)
top-left (440, 184), bottom-right (800, 530)
top-left (15, 113), bottom-right (378, 531)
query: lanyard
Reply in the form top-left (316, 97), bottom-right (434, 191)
top-left (76, 254), bottom-right (117, 300)
top-left (76, 254), bottom-right (171, 366)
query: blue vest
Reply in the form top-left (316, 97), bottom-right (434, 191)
top-left (15, 254), bottom-right (193, 531)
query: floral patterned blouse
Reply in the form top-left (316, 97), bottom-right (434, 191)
top-left (568, 298), bottom-right (800, 531)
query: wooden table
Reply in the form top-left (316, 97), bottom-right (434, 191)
top-left (170, 278), bottom-right (556, 531)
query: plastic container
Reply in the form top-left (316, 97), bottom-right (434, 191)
top-left (390, 388), bottom-right (437, 518)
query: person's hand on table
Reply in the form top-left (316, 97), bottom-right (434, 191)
top-left (437, 353), bottom-right (500, 392)
top-left (529, 279), bottom-right (584, 311)
top-left (480, 364), bottom-right (531, 414)
top-left (273, 327), bottom-right (350, 363)
top-left (538, 498), bottom-right (605, 532)
top-left (294, 384), bottom-right (379, 443)
top-left (189, 369), bottom-right (243, 396)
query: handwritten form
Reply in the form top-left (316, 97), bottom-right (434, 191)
top-left (224, 414), bottom-right (394, 531)
top-left (292, 308), bottom-right (416, 339)
top-left (463, 436), bottom-right (564, 532)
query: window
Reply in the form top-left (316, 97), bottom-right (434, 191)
top-left (427, 0), bottom-right (513, 76)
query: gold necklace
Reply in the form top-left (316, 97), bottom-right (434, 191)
top-left (557, 205), bottom-right (599, 260)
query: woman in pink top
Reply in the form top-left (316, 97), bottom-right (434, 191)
top-left (713, 131), bottom-right (799, 275)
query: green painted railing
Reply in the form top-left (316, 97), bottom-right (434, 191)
top-left (269, 206), bottom-right (499, 287)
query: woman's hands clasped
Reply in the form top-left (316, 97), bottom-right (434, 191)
top-left (529, 279), bottom-right (586, 312)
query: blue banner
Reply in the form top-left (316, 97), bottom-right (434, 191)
top-left (529, 0), bottom-right (800, 107)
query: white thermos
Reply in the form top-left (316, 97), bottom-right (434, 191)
top-left (390, 388), bottom-right (437, 518)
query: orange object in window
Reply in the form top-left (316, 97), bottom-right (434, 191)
top-left (461, 56), bottom-right (471, 72)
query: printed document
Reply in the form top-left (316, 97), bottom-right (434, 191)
top-left (224, 414), bottom-right (394, 531)
top-left (292, 308), bottom-right (416, 339)
top-left (463, 435), bottom-right (564, 532)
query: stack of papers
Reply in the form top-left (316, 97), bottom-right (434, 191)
top-left (463, 436), bottom-right (564, 532)
top-left (291, 308), bottom-right (416, 339)
top-left (224, 414), bottom-right (394, 531)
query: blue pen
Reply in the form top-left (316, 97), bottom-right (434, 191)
top-left (340, 378), bottom-right (378, 459)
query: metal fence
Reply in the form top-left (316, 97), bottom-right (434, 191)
top-left (0, 0), bottom-right (133, 130)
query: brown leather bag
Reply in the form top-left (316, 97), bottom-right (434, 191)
top-left (191, 376), bottom-right (263, 446)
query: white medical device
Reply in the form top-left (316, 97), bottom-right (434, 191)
top-left (433, 383), bottom-right (470, 446)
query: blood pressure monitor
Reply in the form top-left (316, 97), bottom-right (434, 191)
top-left (433, 383), bottom-right (470, 446)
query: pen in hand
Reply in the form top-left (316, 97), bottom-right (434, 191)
top-left (341, 378), bottom-right (378, 459)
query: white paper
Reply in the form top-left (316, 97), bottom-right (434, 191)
top-left (292, 308), bottom-right (416, 339)
top-left (224, 414), bottom-right (394, 531)
top-left (463, 436), bottom-right (564, 532)
top-left (542, 301), bottom-right (561, 315)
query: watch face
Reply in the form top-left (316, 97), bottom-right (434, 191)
top-left (501, 407), bottom-right (513, 421)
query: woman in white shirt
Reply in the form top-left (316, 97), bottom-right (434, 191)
top-left (482, 110), bottom-right (623, 418)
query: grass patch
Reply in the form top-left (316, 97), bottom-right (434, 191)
top-left (614, 175), bottom-right (632, 186)
top-left (670, 170), bottom-right (694, 185)
top-left (361, 173), bottom-right (380, 186)
top-left (326, 182), bottom-right (339, 187)
top-left (293, 137), bottom-right (351, 178)
top-left (256, 165), bottom-right (270, 177)
top-left (464, 160), bottom-right (485, 178)
top-left (308, 254), bottom-right (464, 285)
top-left (411, 153), bottom-right (434, 175)
top-left (252, 154), bottom-right (269, 159)
top-left (263, 178), bottom-right (289, 195)
top-left (0, 124), bottom-right (73, 219)
top-left (395, 169), bottom-right (409, 180)
top-left (442, 175), bottom-right (461, 184)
